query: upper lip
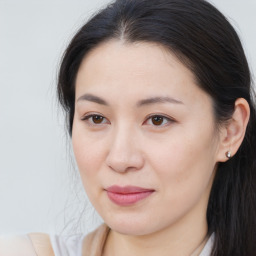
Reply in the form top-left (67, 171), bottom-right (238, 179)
top-left (105, 185), bottom-right (155, 194)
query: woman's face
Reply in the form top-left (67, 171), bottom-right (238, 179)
top-left (72, 40), bottom-right (222, 236)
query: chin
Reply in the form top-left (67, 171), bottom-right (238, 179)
top-left (109, 223), bottom-right (150, 236)
top-left (103, 214), bottom-right (160, 236)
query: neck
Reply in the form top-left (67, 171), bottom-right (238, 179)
top-left (103, 209), bottom-right (208, 256)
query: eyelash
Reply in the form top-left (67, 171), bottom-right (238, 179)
top-left (143, 114), bottom-right (175, 127)
top-left (81, 113), bottom-right (109, 125)
top-left (81, 113), bottom-right (175, 127)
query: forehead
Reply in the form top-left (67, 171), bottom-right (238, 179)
top-left (75, 40), bottom-right (208, 107)
top-left (77, 40), bottom-right (195, 81)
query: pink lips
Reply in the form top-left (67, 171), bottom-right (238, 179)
top-left (105, 185), bottom-right (155, 206)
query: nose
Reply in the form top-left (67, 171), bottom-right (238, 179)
top-left (106, 127), bottom-right (144, 173)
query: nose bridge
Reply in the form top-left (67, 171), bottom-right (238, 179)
top-left (106, 122), bottom-right (144, 172)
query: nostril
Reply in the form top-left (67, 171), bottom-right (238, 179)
top-left (106, 151), bottom-right (144, 173)
top-left (106, 156), bottom-right (134, 173)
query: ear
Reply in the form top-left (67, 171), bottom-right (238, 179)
top-left (217, 98), bottom-right (250, 162)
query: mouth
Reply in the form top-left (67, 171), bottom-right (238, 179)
top-left (105, 185), bottom-right (155, 206)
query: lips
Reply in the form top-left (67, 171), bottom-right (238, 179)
top-left (105, 185), bottom-right (155, 206)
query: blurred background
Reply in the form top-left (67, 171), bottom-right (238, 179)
top-left (0, 0), bottom-right (255, 235)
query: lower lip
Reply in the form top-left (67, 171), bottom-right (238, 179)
top-left (106, 191), bottom-right (154, 206)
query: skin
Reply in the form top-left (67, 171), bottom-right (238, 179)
top-left (72, 40), bottom-right (249, 256)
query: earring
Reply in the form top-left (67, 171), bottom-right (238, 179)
top-left (226, 151), bottom-right (231, 159)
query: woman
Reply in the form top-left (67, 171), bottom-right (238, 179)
top-left (1, 0), bottom-right (255, 255)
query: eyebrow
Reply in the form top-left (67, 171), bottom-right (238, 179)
top-left (76, 93), bottom-right (183, 106)
top-left (77, 94), bottom-right (108, 105)
top-left (137, 96), bottom-right (183, 107)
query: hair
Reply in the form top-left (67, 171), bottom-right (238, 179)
top-left (57, 0), bottom-right (256, 255)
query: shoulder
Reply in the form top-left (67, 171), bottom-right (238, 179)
top-left (82, 224), bottom-right (110, 255)
top-left (0, 226), bottom-right (109, 256)
top-left (0, 232), bottom-right (55, 256)
top-left (50, 224), bottom-right (110, 256)
top-left (0, 235), bottom-right (37, 256)
top-left (0, 232), bottom-right (83, 256)
top-left (50, 233), bottom-right (85, 256)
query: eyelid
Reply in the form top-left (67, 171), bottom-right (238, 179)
top-left (80, 112), bottom-right (175, 127)
top-left (143, 114), bottom-right (176, 126)
top-left (81, 112), bottom-right (110, 125)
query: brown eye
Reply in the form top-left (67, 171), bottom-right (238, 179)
top-left (144, 114), bottom-right (173, 127)
top-left (81, 114), bottom-right (109, 125)
top-left (92, 115), bottom-right (104, 124)
top-left (151, 116), bottom-right (164, 126)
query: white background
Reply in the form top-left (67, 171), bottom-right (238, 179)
top-left (0, 0), bottom-right (255, 235)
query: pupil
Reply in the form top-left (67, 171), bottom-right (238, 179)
top-left (93, 116), bottom-right (103, 123)
top-left (152, 116), bottom-right (163, 125)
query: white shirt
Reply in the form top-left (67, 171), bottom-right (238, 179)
top-left (0, 232), bottom-right (214, 256)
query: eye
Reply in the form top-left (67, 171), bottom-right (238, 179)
top-left (81, 114), bottom-right (109, 125)
top-left (144, 114), bottom-right (174, 127)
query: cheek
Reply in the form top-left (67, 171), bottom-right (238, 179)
top-left (72, 125), bottom-right (106, 183)
top-left (145, 139), bottom-right (216, 227)
top-left (72, 133), bottom-right (107, 208)
top-left (146, 127), bottom-right (217, 197)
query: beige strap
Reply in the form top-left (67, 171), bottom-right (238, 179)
top-left (82, 224), bottom-right (110, 256)
top-left (28, 233), bottom-right (55, 256)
